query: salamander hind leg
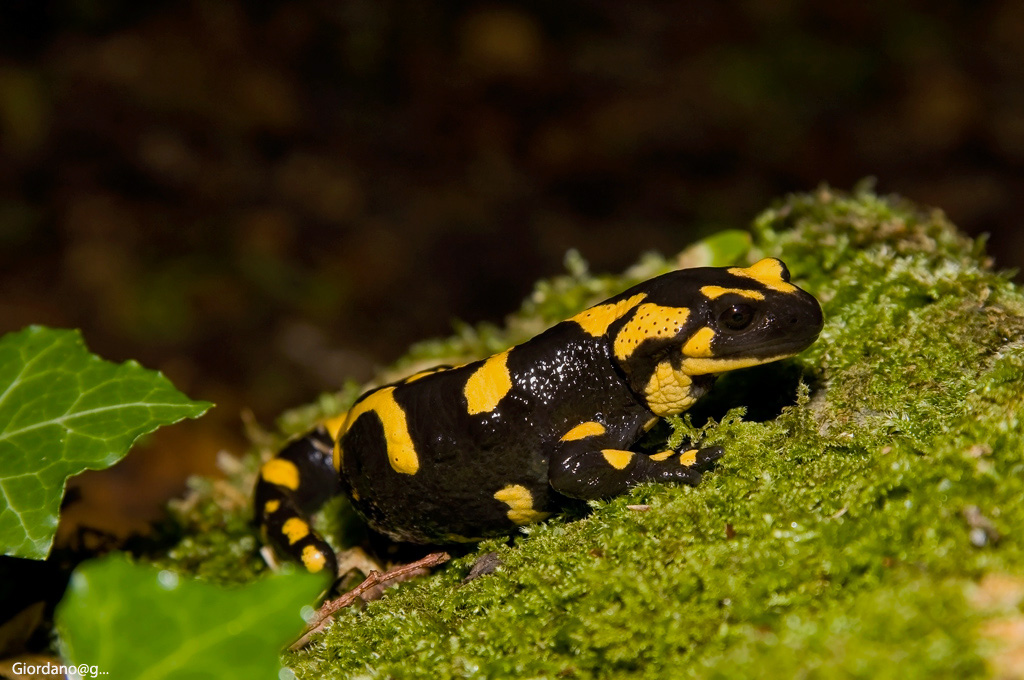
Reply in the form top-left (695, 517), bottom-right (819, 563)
top-left (255, 426), bottom-right (341, 575)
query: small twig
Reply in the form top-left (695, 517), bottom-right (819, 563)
top-left (289, 551), bottom-right (450, 650)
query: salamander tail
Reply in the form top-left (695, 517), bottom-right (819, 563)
top-left (254, 425), bottom-right (341, 575)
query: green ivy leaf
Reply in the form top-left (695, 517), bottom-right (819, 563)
top-left (0, 326), bottom-right (212, 560)
top-left (57, 555), bottom-right (322, 679)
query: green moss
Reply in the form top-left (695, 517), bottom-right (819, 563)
top-left (172, 186), bottom-right (1024, 677)
top-left (701, 576), bottom-right (986, 679)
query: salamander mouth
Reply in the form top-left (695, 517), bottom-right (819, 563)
top-left (731, 330), bottom-right (821, 360)
top-left (679, 328), bottom-right (821, 376)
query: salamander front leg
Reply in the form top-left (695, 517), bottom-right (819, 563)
top-left (548, 439), bottom-right (724, 501)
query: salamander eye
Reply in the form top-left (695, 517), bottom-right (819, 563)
top-left (719, 304), bottom-right (755, 331)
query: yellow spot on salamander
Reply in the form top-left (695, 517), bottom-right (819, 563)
top-left (642, 417), bottom-right (659, 432)
top-left (572, 293), bottom-right (647, 337)
top-left (601, 449), bottom-right (634, 470)
top-left (493, 484), bottom-right (551, 525)
top-left (464, 350), bottom-right (513, 415)
top-left (260, 458), bottom-right (300, 491)
top-left (681, 354), bottom-right (789, 376)
top-left (643, 361), bottom-right (696, 417)
top-left (301, 545), bottom-right (327, 573)
top-left (728, 258), bottom-right (797, 293)
top-left (282, 517), bottom-right (310, 545)
top-left (678, 449), bottom-right (698, 466)
top-left (560, 421), bottom-right (606, 441)
top-left (613, 303), bottom-right (690, 361)
top-left (700, 285), bottom-right (765, 301)
top-left (682, 327), bottom-right (716, 358)
top-left (649, 450), bottom-right (674, 462)
top-left (263, 499), bottom-right (281, 515)
top-left (375, 389), bottom-right (419, 475)
top-left (338, 387), bottom-right (420, 475)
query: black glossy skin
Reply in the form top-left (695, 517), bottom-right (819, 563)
top-left (255, 258), bottom-right (823, 574)
top-left (343, 323), bottom-right (653, 542)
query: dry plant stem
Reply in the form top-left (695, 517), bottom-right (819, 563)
top-left (290, 551), bottom-right (451, 651)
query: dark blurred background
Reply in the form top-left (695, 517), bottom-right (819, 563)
top-left (2, 1), bottom-right (1022, 540)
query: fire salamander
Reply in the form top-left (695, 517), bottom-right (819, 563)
top-left (255, 258), bottom-right (823, 574)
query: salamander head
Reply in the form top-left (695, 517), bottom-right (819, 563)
top-left (605, 258), bottom-right (823, 416)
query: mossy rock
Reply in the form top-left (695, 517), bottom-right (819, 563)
top-left (176, 187), bottom-right (1024, 679)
